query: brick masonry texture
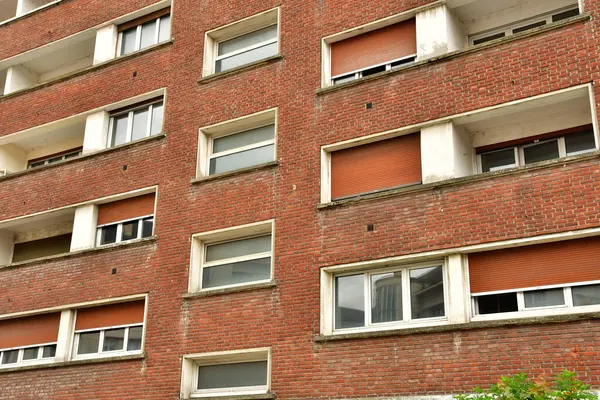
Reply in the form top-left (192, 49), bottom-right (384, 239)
top-left (1, 0), bottom-right (600, 398)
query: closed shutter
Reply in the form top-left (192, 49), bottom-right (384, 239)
top-left (331, 133), bottom-right (422, 200)
top-left (0, 313), bottom-right (60, 349)
top-left (97, 193), bottom-right (155, 226)
top-left (118, 8), bottom-right (171, 32)
top-left (331, 18), bottom-right (416, 77)
top-left (469, 237), bottom-right (600, 294)
top-left (75, 300), bottom-right (145, 331)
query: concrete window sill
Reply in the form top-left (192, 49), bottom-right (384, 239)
top-left (183, 281), bottom-right (277, 299)
top-left (315, 311), bottom-right (600, 342)
top-left (0, 133), bottom-right (166, 183)
top-left (182, 394), bottom-right (275, 400)
top-left (318, 151), bottom-right (600, 210)
top-left (0, 353), bottom-right (144, 374)
top-left (191, 161), bottom-right (279, 184)
top-left (198, 55), bottom-right (283, 85)
top-left (317, 13), bottom-right (590, 95)
top-left (0, 236), bottom-right (157, 271)
top-left (0, 40), bottom-right (173, 101)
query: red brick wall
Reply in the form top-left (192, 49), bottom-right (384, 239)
top-left (1, 0), bottom-right (600, 398)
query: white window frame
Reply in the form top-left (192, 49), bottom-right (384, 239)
top-left (214, 25), bottom-right (278, 73)
top-left (181, 348), bottom-right (271, 399)
top-left (471, 280), bottom-right (600, 322)
top-left (106, 100), bottom-right (164, 148)
top-left (202, 8), bottom-right (280, 77)
top-left (95, 214), bottom-right (154, 247)
top-left (72, 323), bottom-right (144, 360)
top-left (116, 13), bottom-right (171, 57)
top-left (331, 261), bottom-right (449, 333)
top-left (197, 108), bottom-right (278, 178)
top-left (0, 342), bottom-right (57, 369)
top-left (477, 131), bottom-right (597, 174)
top-left (469, 5), bottom-right (580, 46)
top-left (189, 220), bottom-right (275, 293)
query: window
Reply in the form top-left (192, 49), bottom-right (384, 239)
top-left (73, 301), bottom-right (145, 359)
top-left (117, 9), bottom-right (171, 56)
top-left (329, 133), bottom-right (422, 200)
top-left (181, 348), bottom-right (270, 399)
top-left (333, 263), bottom-right (446, 331)
top-left (27, 148), bottom-right (82, 169)
top-left (203, 8), bottom-right (279, 76)
top-left (469, 236), bottom-right (600, 319)
top-left (328, 18), bottom-right (417, 86)
top-left (198, 108), bottom-right (277, 177)
top-left (96, 193), bottom-right (156, 247)
top-left (108, 99), bottom-right (164, 148)
top-left (470, 6), bottom-right (579, 46)
top-left (189, 220), bottom-right (274, 293)
top-left (478, 127), bottom-right (595, 173)
top-left (0, 313), bottom-right (60, 369)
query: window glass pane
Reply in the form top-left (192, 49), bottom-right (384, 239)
top-left (213, 125), bottom-right (275, 154)
top-left (102, 328), bottom-right (125, 352)
top-left (127, 326), bottom-right (143, 351)
top-left (333, 74), bottom-right (357, 85)
top-left (572, 284), bottom-right (600, 306)
top-left (42, 345), bottom-right (56, 358)
top-left (335, 274), bottom-right (365, 329)
top-left (523, 140), bottom-right (560, 164)
top-left (158, 15), bottom-right (171, 42)
top-left (206, 235), bottom-right (271, 262)
top-left (100, 225), bottom-right (118, 245)
top-left (216, 41), bottom-right (278, 73)
top-left (476, 293), bottom-right (518, 314)
top-left (1, 350), bottom-right (18, 364)
top-left (22, 347), bottom-right (39, 360)
top-left (150, 102), bottom-right (164, 135)
top-left (140, 20), bottom-right (157, 49)
top-left (121, 220), bottom-right (139, 241)
top-left (132, 108), bottom-right (150, 141)
top-left (480, 148), bottom-right (517, 172)
top-left (410, 266), bottom-right (445, 319)
top-left (202, 257), bottom-right (271, 289)
top-left (142, 218), bottom-right (154, 238)
top-left (198, 361), bottom-right (268, 390)
top-left (371, 272), bottom-right (403, 323)
top-left (209, 144), bottom-right (274, 175)
top-left (512, 20), bottom-right (546, 34)
top-left (121, 28), bottom-right (138, 55)
top-left (28, 161), bottom-right (46, 169)
top-left (110, 114), bottom-right (129, 147)
top-left (565, 129), bottom-right (596, 155)
top-left (77, 331), bottom-right (100, 354)
top-left (553, 8), bottom-right (579, 22)
top-left (473, 32), bottom-right (505, 45)
top-left (218, 25), bottom-right (278, 56)
top-left (524, 288), bottom-right (565, 308)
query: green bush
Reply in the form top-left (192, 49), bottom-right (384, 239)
top-left (455, 371), bottom-right (598, 400)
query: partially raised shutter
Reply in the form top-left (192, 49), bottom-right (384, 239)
top-left (331, 133), bottom-right (422, 200)
top-left (97, 193), bottom-right (155, 226)
top-left (469, 237), bottom-right (600, 294)
top-left (0, 313), bottom-right (60, 349)
top-left (118, 8), bottom-right (171, 32)
top-left (75, 300), bottom-right (145, 331)
top-left (331, 19), bottom-right (416, 77)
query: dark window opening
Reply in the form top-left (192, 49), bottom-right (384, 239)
top-left (477, 293), bottom-right (518, 314)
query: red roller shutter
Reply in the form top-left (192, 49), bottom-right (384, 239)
top-left (97, 193), bottom-right (155, 226)
top-left (469, 236), bottom-right (600, 294)
top-left (75, 300), bottom-right (145, 331)
top-left (331, 133), bottom-right (422, 200)
top-left (331, 19), bottom-right (416, 77)
top-left (0, 313), bottom-right (60, 349)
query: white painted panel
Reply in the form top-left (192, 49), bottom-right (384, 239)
top-left (70, 204), bottom-right (98, 251)
top-left (93, 25), bottom-right (118, 65)
top-left (4, 64), bottom-right (39, 94)
top-left (82, 111), bottom-right (110, 154)
top-left (0, 144), bottom-right (27, 174)
top-left (0, 230), bottom-right (14, 265)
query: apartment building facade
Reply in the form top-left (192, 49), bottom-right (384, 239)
top-left (1, 0), bottom-right (600, 398)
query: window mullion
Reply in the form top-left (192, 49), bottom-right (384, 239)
top-left (116, 224), bottom-right (124, 243)
top-left (126, 111), bottom-right (134, 143)
top-left (516, 292), bottom-right (525, 311)
top-left (403, 268), bottom-right (411, 322)
top-left (146, 105), bottom-right (153, 138)
top-left (565, 287), bottom-right (574, 307)
top-left (558, 137), bottom-right (567, 157)
top-left (135, 25), bottom-right (142, 51)
top-left (364, 273), bottom-right (371, 327)
top-left (137, 218), bottom-right (143, 239)
top-left (98, 330), bottom-right (105, 353)
top-left (516, 147), bottom-right (523, 166)
top-left (123, 327), bottom-right (130, 351)
top-left (154, 18), bottom-right (160, 45)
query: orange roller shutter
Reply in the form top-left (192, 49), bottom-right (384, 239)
top-left (75, 300), bottom-right (145, 331)
top-left (469, 237), bottom-right (600, 294)
top-left (0, 313), bottom-right (60, 349)
top-left (97, 193), bottom-right (155, 226)
top-left (331, 133), bottom-right (422, 200)
top-left (331, 19), bottom-right (416, 77)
